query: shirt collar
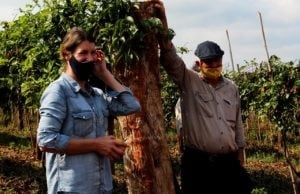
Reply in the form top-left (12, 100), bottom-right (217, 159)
top-left (61, 73), bottom-right (95, 96)
top-left (215, 76), bottom-right (228, 89)
top-left (199, 73), bottom-right (228, 89)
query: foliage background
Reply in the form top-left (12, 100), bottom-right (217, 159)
top-left (0, 0), bottom-right (299, 193)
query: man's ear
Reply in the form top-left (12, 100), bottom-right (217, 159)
top-left (192, 60), bottom-right (200, 72)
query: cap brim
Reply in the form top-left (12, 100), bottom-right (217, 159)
top-left (199, 55), bottom-right (223, 60)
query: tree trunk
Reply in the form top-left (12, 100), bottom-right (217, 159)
top-left (113, 4), bottom-right (176, 194)
top-left (17, 94), bottom-right (24, 130)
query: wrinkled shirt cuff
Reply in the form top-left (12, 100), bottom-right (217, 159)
top-left (107, 86), bottom-right (132, 97)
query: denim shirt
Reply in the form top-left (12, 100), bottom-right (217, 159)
top-left (37, 73), bottom-right (140, 194)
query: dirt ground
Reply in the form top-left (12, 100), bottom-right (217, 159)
top-left (0, 144), bottom-right (294, 194)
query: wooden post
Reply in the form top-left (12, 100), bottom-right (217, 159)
top-left (289, 166), bottom-right (300, 194)
top-left (226, 29), bottom-right (235, 72)
top-left (258, 11), bottom-right (272, 73)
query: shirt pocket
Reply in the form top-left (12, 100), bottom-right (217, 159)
top-left (195, 92), bottom-right (214, 117)
top-left (72, 111), bottom-right (94, 137)
top-left (222, 98), bottom-right (237, 130)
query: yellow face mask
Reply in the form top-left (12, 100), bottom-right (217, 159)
top-left (200, 66), bottom-right (222, 80)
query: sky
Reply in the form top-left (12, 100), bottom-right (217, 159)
top-left (0, 0), bottom-right (299, 71)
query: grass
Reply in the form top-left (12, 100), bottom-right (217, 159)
top-left (0, 126), bottom-right (298, 194)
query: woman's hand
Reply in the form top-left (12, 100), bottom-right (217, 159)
top-left (93, 49), bottom-right (125, 92)
top-left (94, 136), bottom-right (127, 161)
top-left (93, 49), bottom-right (108, 76)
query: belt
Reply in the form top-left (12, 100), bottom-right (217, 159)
top-left (184, 147), bottom-right (237, 162)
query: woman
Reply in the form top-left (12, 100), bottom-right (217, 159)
top-left (37, 27), bottom-right (140, 194)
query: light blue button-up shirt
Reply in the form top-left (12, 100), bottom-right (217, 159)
top-left (37, 73), bottom-right (140, 194)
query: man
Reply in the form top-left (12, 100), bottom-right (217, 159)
top-left (149, 1), bottom-right (253, 193)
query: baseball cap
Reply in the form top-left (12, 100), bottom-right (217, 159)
top-left (194, 41), bottom-right (224, 59)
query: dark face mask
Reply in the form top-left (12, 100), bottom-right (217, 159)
top-left (69, 56), bottom-right (94, 81)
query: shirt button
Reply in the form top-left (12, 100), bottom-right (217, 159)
top-left (218, 117), bottom-right (221, 120)
top-left (220, 131), bottom-right (224, 135)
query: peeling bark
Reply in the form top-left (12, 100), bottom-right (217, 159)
top-left (113, 3), bottom-right (176, 193)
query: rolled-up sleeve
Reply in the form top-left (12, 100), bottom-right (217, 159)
top-left (106, 87), bottom-right (141, 116)
top-left (37, 84), bottom-right (70, 151)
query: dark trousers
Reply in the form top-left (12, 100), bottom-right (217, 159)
top-left (181, 147), bottom-right (253, 194)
